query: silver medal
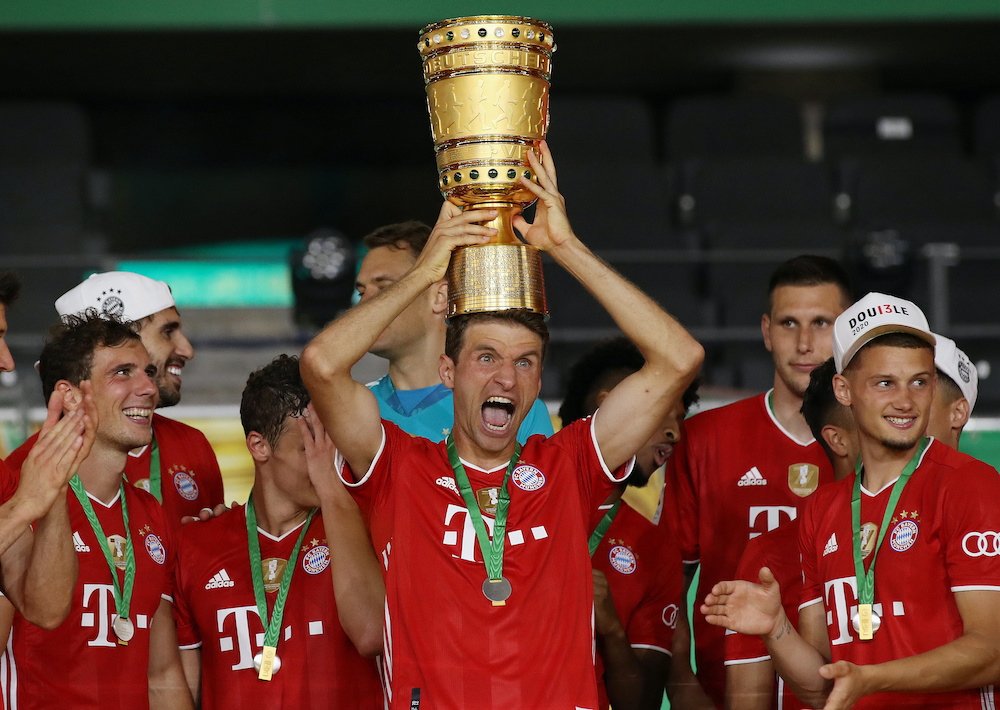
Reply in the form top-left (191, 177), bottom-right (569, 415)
top-left (253, 652), bottom-right (281, 674)
top-left (850, 609), bottom-right (881, 636)
top-left (482, 577), bottom-right (512, 603)
top-left (113, 616), bottom-right (135, 643)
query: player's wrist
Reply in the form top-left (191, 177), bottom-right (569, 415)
top-left (764, 607), bottom-right (792, 642)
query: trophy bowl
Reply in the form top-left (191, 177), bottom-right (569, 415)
top-left (418, 15), bottom-right (554, 317)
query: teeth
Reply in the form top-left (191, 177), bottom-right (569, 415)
top-left (123, 408), bottom-right (152, 418)
top-left (886, 416), bottom-right (912, 425)
top-left (486, 397), bottom-right (513, 405)
top-left (167, 366), bottom-right (182, 376)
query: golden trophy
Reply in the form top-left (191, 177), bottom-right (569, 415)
top-left (418, 15), bottom-right (554, 317)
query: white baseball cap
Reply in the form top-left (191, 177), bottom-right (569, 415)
top-left (833, 292), bottom-right (935, 373)
top-left (55, 271), bottom-right (175, 323)
top-left (933, 333), bottom-right (978, 412)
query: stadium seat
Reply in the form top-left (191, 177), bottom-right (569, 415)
top-left (546, 95), bottom-right (658, 162)
top-left (823, 93), bottom-right (962, 160)
top-left (666, 95), bottom-right (805, 160)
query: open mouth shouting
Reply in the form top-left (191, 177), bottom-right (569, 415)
top-left (482, 397), bottom-right (516, 434)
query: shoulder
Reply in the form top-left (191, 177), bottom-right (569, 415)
top-left (4, 431), bottom-right (39, 473)
top-left (923, 438), bottom-right (996, 477)
top-left (684, 394), bottom-right (765, 433)
top-left (177, 504), bottom-right (243, 550)
top-left (153, 413), bottom-right (212, 446)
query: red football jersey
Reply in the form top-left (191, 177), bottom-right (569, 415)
top-left (172, 505), bottom-right (383, 709)
top-left (7, 413), bottom-right (224, 533)
top-left (341, 416), bottom-right (628, 710)
top-left (726, 519), bottom-right (809, 710)
top-left (592, 500), bottom-right (683, 710)
top-left (0, 460), bottom-right (17, 507)
top-left (4, 484), bottom-right (174, 709)
top-left (801, 439), bottom-right (1000, 709)
top-left (664, 392), bottom-right (834, 707)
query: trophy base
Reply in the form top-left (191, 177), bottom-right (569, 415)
top-left (447, 243), bottom-right (546, 318)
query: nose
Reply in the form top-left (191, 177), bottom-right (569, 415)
top-left (494, 358), bottom-right (516, 388)
top-left (175, 329), bottom-right (195, 361)
top-left (138, 369), bottom-right (159, 398)
top-left (662, 411), bottom-right (682, 444)
top-left (797, 327), bottom-right (813, 354)
top-left (0, 339), bottom-right (13, 373)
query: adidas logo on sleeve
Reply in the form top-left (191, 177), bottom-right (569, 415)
top-left (206, 569), bottom-right (235, 589)
top-left (737, 467), bottom-right (767, 487)
top-left (823, 533), bottom-right (838, 556)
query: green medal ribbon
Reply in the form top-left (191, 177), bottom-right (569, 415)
top-left (851, 436), bottom-right (928, 639)
top-left (588, 501), bottom-right (621, 557)
top-left (446, 434), bottom-right (521, 591)
top-left (69, 475), bottom-right (136, 645)
top-left (147, 435), bottom-right (162, 502)
top-left (245, 492), bottom-right (316, 680)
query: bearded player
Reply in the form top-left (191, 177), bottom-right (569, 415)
top-left (301, 142), bottom-right (703, 709)
top-left (559, 337), bottom-right (697, 710)
top-left (4, 314), bottom-right (190, 709)
top-left (8, 271), bottom-right (225, 529)
top-left (171, 355), bottom-right (382, 708)
top-left (664, 255), bottom-right (852, 707)
top-left (703, 292), bottom-right (1000, 710)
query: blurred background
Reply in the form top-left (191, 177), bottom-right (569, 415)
top-left (4, 0), bottom-right (1000, 499)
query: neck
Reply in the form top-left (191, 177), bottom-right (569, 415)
top-left (387, 336), bottom-right (446, 391)
top-left (770, 380), bottom-right (812, 441)
top-left (601, 484), bottom-right (626, 507)
top-left (251, 481), bottom-right (311, 538)
top-left (76, 441), bottom-right (129, 505)
top-left (452, 432), bottom-right (518, 471)
top-left (857, 438), bottom-right (922, 493)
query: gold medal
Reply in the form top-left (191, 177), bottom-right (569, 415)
top-left (254, 646), bottom-right (280, 681)
top-left (856, 604), bottom-right (875, 640)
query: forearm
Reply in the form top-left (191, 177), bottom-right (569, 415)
top-left (726, 660), bottom-right (776, 710)
top-left (9, 496), bottom-right (76, 628)
top-left (762, 611), bottom-right (831, 706)
top-left (667, 596), bottom-right (716, 710)
top-left (320, 489), bottom-right (385, 657)
top-left (598, 625), bottom-right (656, 710)
top-left (859, 631), bottom-right (1000, 695)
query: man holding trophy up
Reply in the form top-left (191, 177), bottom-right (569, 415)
top-left (301, 16), bottom-right (703, 709)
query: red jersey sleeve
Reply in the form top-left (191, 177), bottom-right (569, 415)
top-left (939, 459), bottom-right (1000, 590)
top-left (726, 535), bottom-right (772, 664)
top-left (172, 527), bottom-right (201, 649)
top-left (798, 493), bottom-right (823, 610)
top-left (664, 433), bottom-right (699, 564)
top-left (0, 459), bottom-right (19, 506)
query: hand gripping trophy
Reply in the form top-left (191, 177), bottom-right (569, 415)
top-left (417, 15), bottom-right (555, 316)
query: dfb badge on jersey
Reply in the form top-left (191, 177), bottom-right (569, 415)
top-left (133, 478), bottom-right (152, 493)
top-left (788, 463), bottom-right (819, 497)
top-left (171, 466), bottom-right (200, 501)
top-left (511, 465), bottom-right (545, 492)
top-left (860, 522), bottom-right (879, 558)
top-left (476, 488), bottom-right (500, 516)
top-left (107, 534), bottom-right (128, 570)
top-left (262, 558), bottom-right (287, 593)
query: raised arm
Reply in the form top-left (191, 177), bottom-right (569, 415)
top-left (1, 386), bottom-right (95, 628)
top-left (300, 204), bottom-right (496, 476)
top-left (300, 408), bottom-right (384, 657)
top-left (514, 143), bottom-right (703, 470)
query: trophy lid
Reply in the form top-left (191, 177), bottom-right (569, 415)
top-left (417, 16), bottom-right (554, 57)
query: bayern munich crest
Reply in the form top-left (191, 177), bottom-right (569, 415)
top-left (302, 545), bottom-right (331, 574)
top-left (145, 534), bottom-right (166, 565)
top-left (609, 545), bottom-right (637, 575)
top-left (890, 519), bottom-right (919, 552)
top-left (173, 470), bottom-right (200, 501)
top-left (511, 465), bottom-right (545, 492)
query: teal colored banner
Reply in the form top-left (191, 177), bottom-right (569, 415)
top-left (114, 260), bottom-right (292, 308)
top-left (1, 0), bottom-right (998, 30)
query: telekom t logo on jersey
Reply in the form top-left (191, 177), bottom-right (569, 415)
top-left (442, 504), bottom-right (548, 562)
top-left (215, 606), bottom-right (328, 670)
top-left (81, 584), bottom-right (148, 647)
top-left (748, 506), bottom-right (797, 539)
top-left (824, 575), bottom-right (906, 645)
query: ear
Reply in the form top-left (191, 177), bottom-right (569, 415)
top-left (822, 424), bottom-right (850, 458)
top-left (439, 353), bottom-right (456, 391)
top-left (430, 281), bottom-right (449, 316)
top-left (246, 431), bottom-right (271, 463)
top-left (56, 380), bottom-right (83, 413)
top-left (761, 314), bottom-right (773, 353)
top-left (832, 373), bottom-right (852, 408)
top-left (951, 397), bottom-right (971, 431)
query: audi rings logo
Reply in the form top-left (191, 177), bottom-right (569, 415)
top-left (962, 531), bottom-right (1000, 557)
